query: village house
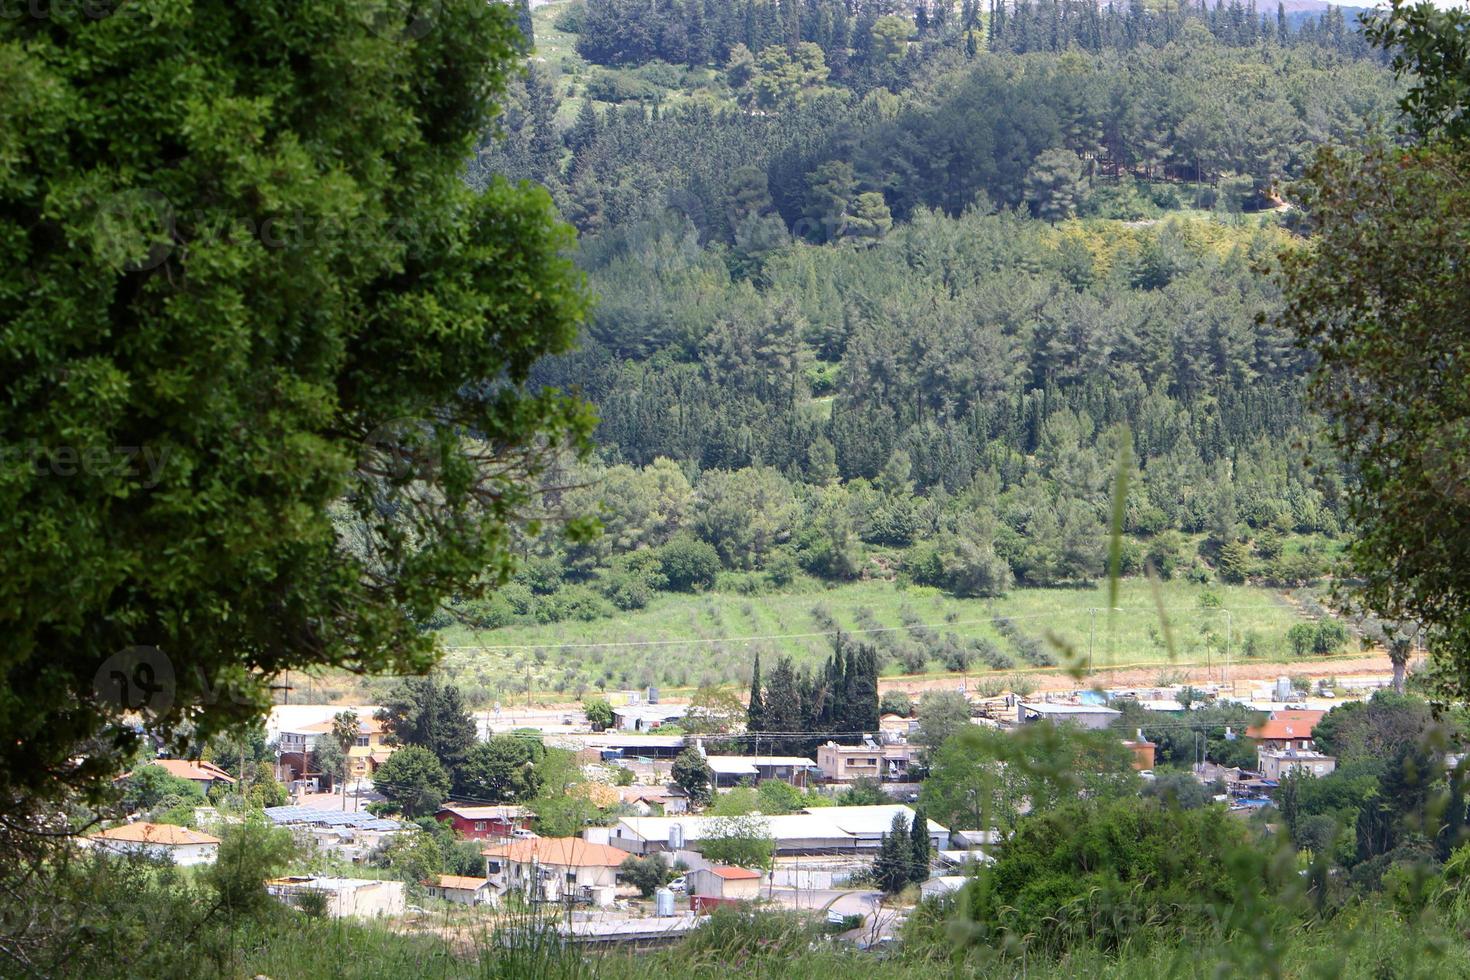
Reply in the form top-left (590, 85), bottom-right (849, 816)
top-left (267, 877), bottom-right (406, 918)
top-left (687, 865), bottom-right (761, 912)
top-left (298, 716), bottom-right (393, 783)
top-left (123, 758), bottom-right (237, 794)
top-left (1259, 748), bottom-right (1338, 781)
top-left (422, 874), bottom-right (497, 906)
top-left (614, 785), bottom-right (689, 816)
top-left (705, 755), bottom-right (816, 790)
top-left (483, 836), bottom-right (628, 907)
top-left (815, 741), bottom-right (919, 783)
top-left (434, 803), bottom-right (535, 841)
top-left (86, 822), bottom-right (220, 866)
top-left (1246, 710), bottom-right (1327, 753)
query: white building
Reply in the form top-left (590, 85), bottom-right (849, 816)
top-left (1016, 701), bottom-right (1122, 730)
top-left (267, 876), bottom-right (406, 918)
top-left (423, 874), bottom-right (497, 906)
top-left (482, 836), bottom-right (628, 907)
top-left (86, 822), bottom-right (220, 866)
top-left (611, 704), bottom-right (688, 732)
top-left (611, 804), bottom-right (948, 857)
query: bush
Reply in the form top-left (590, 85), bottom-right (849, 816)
top-left (552, 0), bottom-right (585, 32)
top-left (657, 535), bottom-right (721, 592)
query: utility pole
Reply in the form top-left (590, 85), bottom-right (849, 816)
top-left (1222, 609), bottom-right (1233, 691)
top-left (1088, 608), bottom-right (1097, 676)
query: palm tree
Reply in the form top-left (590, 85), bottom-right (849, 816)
top-left (331, 710), bottom-right (359, 810)
top-left (1388, 635), bottom-right (1413, 695)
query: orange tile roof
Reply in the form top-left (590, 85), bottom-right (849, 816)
top-left (125, 759), bottom-right (237, 784)
top-left (91, 822), bottom-right (220, 846)
top-left (482, 837), bottom-right (628, 868)
top-left (707, 865), bottom-right (760, 880)
top-left (1245, 710), bottom-right (1326, 741)
top-left (424, 874), bottom-right (491, 891)
top-left (302, 717), bottom-right (386, 735)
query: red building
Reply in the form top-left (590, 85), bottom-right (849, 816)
top-left (434, 803), bottom-right (535, 841)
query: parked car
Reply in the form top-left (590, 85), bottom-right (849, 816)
top-left (511, 829), bottom-right (538, 840)
top-left (667, 875), bottom-right (687, 893)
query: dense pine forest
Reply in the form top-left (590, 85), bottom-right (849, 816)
top-left (444, 2), bottom-right (1398, 634)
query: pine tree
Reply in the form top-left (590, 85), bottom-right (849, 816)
top-left (873, 812), bottom-right (912, 893)
top-left (909, 805), bottom-right (932, 883)
top-left (747, 652), bottom-right (766, 733)
top-left (765, 657), bottom-right (803, 733)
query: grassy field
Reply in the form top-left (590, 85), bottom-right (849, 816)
top-left (423, 577), bottom-right (1335, 703)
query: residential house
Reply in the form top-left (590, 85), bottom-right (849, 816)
top-left (1259, 748), bottom-right (1337, 781)
top-left (611, 704), bottom-right (688, 732)
top-left (687, 865), bottom-right (761, 912)
top-left (879, 713), bottom-right (919, 739)
top-left (423, 874), bottom-right (497, 906)
top-left (1016, 701), bottom-right (1122, 730)
top-left (86, 822), bottom-right (220, 866)
top-left (614, 785), bottom-right (689, 816)
top-left (705, 755), bottom-right (816, 790)
top-left (123, 758), bottom-right (237, 794)
top-left (483, 836), bottom-right (627, 906)
top-left (815, 741), bottom-right (918, 783)
top-left (611, 804), bottom-right (948, 857)
top-left (919, 876), bottom-right (969, 900)
top-left (1245, 710), bottom-right (1327, 753)
top-left (267, 876), bottom-right (405, 918)
top-left (298, 716), bottom-right (393, 783)
top-left (434, 803), bottom-right (535, 841)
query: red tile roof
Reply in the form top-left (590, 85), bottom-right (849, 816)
top-left (1246, 710), bottom-right (1326, 741)
top-left (707, 865), bottom-right (760, 880)
top-left (122, 759), bottom-right (237, 784)
top-left (482, 837), bottom-right (628, 868)
top-left (91, 822), bottom-right (220, 846)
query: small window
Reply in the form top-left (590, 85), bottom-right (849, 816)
top-left (487, 860), bottom-right (501, 874)
top-left (474, 821), bottom-right (485, 831)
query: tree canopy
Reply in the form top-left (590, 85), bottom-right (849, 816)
top-left (0, 0), bottom-right (593, 826)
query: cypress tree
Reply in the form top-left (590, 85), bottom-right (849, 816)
top-left (517, 0), bottom-right (535, 51)
top-left (909, 805), bottom-right (932, 883)
top-left (747, 652), bottom-right (766, 733)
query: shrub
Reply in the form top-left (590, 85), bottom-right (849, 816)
top-left (657, 535), bottom-right (721, 592)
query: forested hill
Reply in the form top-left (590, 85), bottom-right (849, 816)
top-left (444, 3), bottom-right (1397, 633)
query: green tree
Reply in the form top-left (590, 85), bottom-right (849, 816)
top-left (377, 677), bottom-right (479, 782)
top-left (584, 697), bottom-right (615, 732)
top-left (1024, 148), bottom-right (1086, 223)
top-left (204, 818), bottom-right (295, 920)
top-left (873, 811), bottom-right (913, 893)
top-left (1278, 129), bottom-right (1470, 699)
top-left (372, 746), bottom-right (451, 819)
top-left (0, 0), bottom-right (592, 829)
top-left (909, 805), bottom-right (932, 883)
top-left (672, 748), bottom-right (715, 807)
top-left (700, 814), bottom-right (776, 870)
top-left (619, 854), bottom-right (671, 896)
top-left (311, 739), bottom-right (347, 792)
top-left (457, 737), bottom-right (544, 802)
top-left (119, 765), bottom-right (203, 814)
top-left (915, 691), bottom-right (974, 758)
top-left (657, 534), bottom-right (722, 591)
